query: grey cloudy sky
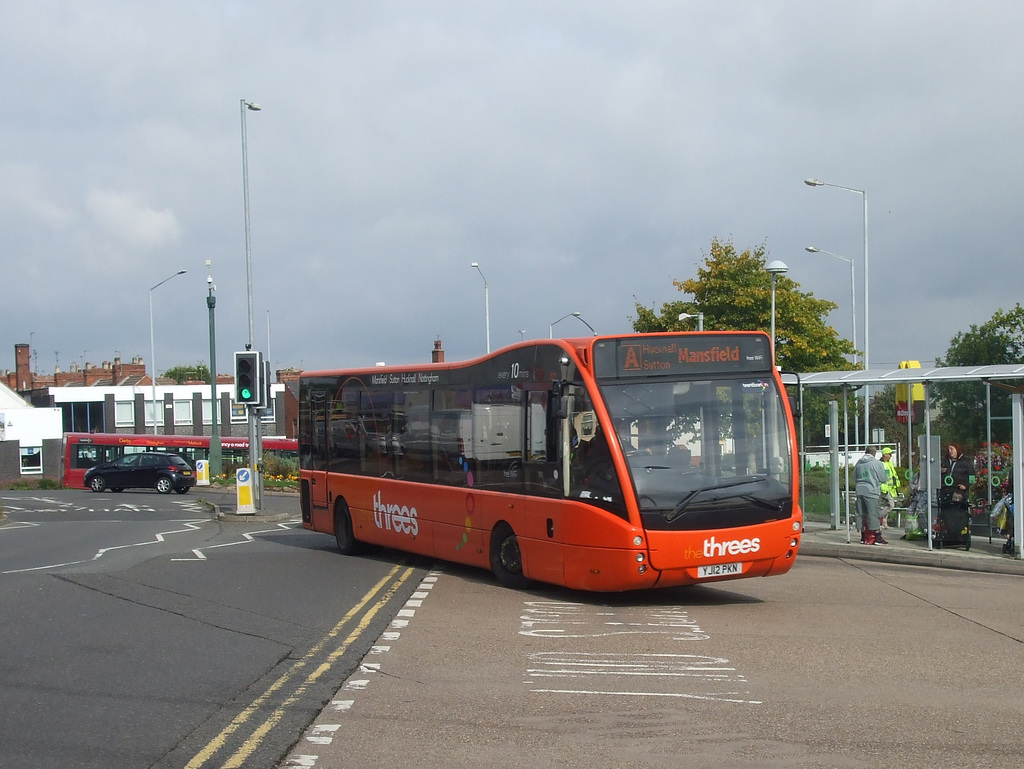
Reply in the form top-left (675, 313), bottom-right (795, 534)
top-left (2, 1), bottom-right (1022, 379)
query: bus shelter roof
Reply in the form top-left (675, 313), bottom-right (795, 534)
top-left (792, 363), bottom-right (1024, 389)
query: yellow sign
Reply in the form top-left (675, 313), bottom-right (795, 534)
top-left (195, 459), bottom-right (210, 486)
top-left (896, 360), bottom-right (924, 403)
top-left (235, 467), bottom-right (255, 514)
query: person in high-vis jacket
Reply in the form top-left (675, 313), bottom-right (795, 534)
top-left (880, 446), bottom-right (901, 527)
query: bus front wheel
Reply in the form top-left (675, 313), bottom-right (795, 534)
top-left (490, 523), bottom-right (530, 589)
top-left (334, 502), bottom-right (357, 555)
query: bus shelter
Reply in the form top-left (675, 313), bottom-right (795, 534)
top-left (790, 364), bottom-right (1024, 557)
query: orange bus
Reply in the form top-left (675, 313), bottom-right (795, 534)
top-left (62, 432), bottom-right (298, 489)
top-left (299, 332), bottom-right (801, 591)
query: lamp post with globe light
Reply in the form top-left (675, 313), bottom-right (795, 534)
top-left (765, 260), bottom-right (788, 364)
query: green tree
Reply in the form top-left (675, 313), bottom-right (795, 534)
top-left (633, 237), bottom-right (856, 372)
top-left (164, 363), bottom-right (212, 384)
top-left (933, 304), bottom-right (1024, 447)
top-left (633, 237), bottom-right (859, 453)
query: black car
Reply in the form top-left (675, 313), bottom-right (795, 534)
top-left (84, 452), bottom-right (196, 494)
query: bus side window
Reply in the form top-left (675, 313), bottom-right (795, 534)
top-left (571, 425), bottom-right (625, 515)
top-left (523, 389), bottom-right (559, 497)
top-left (432, 388), bottom-right (472, 486)
top-left (75, 445), bottom-right (100, 469)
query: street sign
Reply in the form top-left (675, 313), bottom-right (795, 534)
top-left (236, 467), bottom-right (255, 514)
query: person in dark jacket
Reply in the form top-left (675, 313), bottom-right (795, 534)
top-left (855, 446), bottom-right (889, 544)
top-left (939, 443), bottom-right (970, 508)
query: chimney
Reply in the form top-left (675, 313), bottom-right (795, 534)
top-left (431, 339), bottom-right (444, 364)
top-left (15, 343), bottom-right (30, 392)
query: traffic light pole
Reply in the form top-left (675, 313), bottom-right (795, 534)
top-left (248, 404), bottom-right (260, 511)
top-left (235, 350), bottom-right (264, 512)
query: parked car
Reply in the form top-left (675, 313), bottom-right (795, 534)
top-left (84, 452), bottom-right (196, 494)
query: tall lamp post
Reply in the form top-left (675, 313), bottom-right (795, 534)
top-left (149, 269), bottom-right (187, 435)
top-left (206, 261), bottom-right (221, 475)
top-left (241, 98), bottom-right (261, 506)
top-left (805, 177), bottom-right (869, 443)
top-left (765, 260), bottom-right (788, 364)
top-left (805, 246), bottom-right (857, 363)
top-left (470, 262), bottom-right (490, 353)
top-left (678, 312), bottom-right (704, 331)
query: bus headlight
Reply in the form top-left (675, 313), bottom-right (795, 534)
top-left (635, 553), bottom-right (645, 563)
top-left (792, 521), bottom-right (801, 532)
top-left (632, 535), bottom-right (643, 546)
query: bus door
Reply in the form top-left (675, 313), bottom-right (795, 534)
top-left (301, 385), bottom-right (331, 528)
top-left (505, 386), bottom-right (563, 585)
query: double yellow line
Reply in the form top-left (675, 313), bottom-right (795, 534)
top-left (185, 563), bottom-right (416, 769)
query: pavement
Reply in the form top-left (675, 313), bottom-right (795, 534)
top-left (799, 518), bottom-right (1024, 575)
top-left (193, 487), bottom-right (299, 523)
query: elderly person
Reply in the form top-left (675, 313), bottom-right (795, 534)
top-left (855, 446), bottom-right (889, 545)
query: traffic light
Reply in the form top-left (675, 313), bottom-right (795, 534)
top-left (234, 351), bottom-right (264, 405)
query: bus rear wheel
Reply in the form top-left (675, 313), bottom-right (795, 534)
top-left (490, 523), bottom-right (530, 589)
top-left (334, 502), bottom-right (357, 555)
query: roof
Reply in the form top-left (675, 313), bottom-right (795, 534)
top-left (791, 364), bottom-right (1024, 389)
top-left (0, 380), bottom-right (31, 409)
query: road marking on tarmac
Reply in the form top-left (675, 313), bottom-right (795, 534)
top-left (188, 565), bottom-right (431, 769)
top-left (171, 521), bottom-right (299, 561)
top-left (0, 520), bottom-right (207, 574)
top-left (520, 601), bottom-right (760, 705)
top-left (278, 571), bottom-right (442, 769)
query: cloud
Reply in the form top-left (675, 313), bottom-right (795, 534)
top-left (84, 189), bottom-right (181, 250)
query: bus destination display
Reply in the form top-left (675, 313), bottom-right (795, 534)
top-left (594, 333), bottom-right (770, 378)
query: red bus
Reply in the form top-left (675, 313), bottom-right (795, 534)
top-left (62, 432), bottom-right (298, 489)
top-left (299, 332), bottom-right (801, 591)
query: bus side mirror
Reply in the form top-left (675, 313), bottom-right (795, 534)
top-left (789, 394), bottom-right (801, 419)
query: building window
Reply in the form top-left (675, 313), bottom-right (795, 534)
top-left (173, 400), bottom-right (193, 426)
top-left (202, 398), bottom-right (213, 426)
top-left (145, 401), bottom-right (165, 429)
top-left (230, 402), bottom-right (247, 423)
top-left (115, 401), bottom-right (135, 428)
top-left (20, 446), bottom-right (43, 475)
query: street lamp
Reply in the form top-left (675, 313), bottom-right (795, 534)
top-left (765, 260), bottom-right (788, 363)
top-left (805, 246), bottom-right (857, 364)
top-left (149, 269), bottom-right (187, 435)
top-left (549, 311), bottom-right (595, 338)
top-left (470, 262), bottom-right (490, 353)
top-left (206, 261), bottom-right (221, 474)
top-left (678, 312), bottom-right (704, 331)
top-left (806, 245), bottom-right (861, 445)
top-left (241, 98), bottom-right (261, 506)
top-left (573, 312), bottom-right (597, 335)
top-left (241, 99), bottom-right (261, 348)
top-left (805, 177), bottom-right (870, 442)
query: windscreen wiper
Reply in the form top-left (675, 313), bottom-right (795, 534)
top-left (666, 474), bottom-right (768, 522)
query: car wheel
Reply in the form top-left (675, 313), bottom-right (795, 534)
top-left (111, 488), bottom-right (124, 493)
top-left (175, 487), bottom-right (189, 494)
top-left (89, 476), bottom-right (107, 493)
top-left (155, 477), bottom-right (173, 494)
